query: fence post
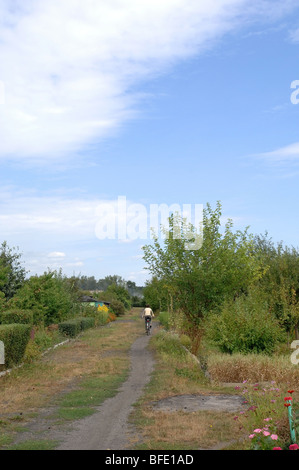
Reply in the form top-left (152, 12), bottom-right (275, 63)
top-left (0, 341), bottom-right (4, 365)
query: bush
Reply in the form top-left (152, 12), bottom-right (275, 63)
top-left (206, 291), bottom-right (286, 355)
top-left (109, 300), bottom-right (125, 317)
top-left (0, 309), bottom-right (33, 325)
top-left (0, 324), bottom-right (31, 368)
top-left (58, 319), bottom-right (81, 338)
top-left (58, 316), bottom-right (95, 338)
top-left (78, 317), bottom-right (95, 331)
top-left (158, 311), bottom-right (170, 329)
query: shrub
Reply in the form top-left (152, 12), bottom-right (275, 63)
top-left (58, 316), bottom-right (95, 338)
top-left (158, 311), bottom-right (170, 329)
top-left (78, 317), bottom-right (95, 331)
top-left (23, 340), bottom-right (42, 364)
top-left (0, 324), bottom-right (31, 368)
top-left (1, 309), bottom-right (33, 325)
top-left (58, 319), bottom-right (81, 338)
top-left (180, 334), bottom-right (192, 351)
top-left (108, 312), bottom-right (116, 323)
top-left (206, 291), bottom-right (286, 355)
top-left (109, 300), bottom-right (125, 317)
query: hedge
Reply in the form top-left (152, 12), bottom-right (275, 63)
top-left (0, 310), bottom-right (34, 326)
top-left (79, 317), bottom-right (95, 331)
top-left (58, 317), bottom-right (95, 338)
top-left (0, 324), bottom-right (31, 368)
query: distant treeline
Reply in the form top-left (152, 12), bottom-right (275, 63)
top-left (78, 274), bottom-right (144, 299)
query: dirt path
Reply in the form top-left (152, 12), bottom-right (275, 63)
top-left (56, 325), bottom-right (155, 450)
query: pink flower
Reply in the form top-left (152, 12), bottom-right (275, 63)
top-left (271, 434), bottom-right (278, 441)
top-left (273, 447), bottom-right (282, 450)
top-left (264, 418), bottom-right (272, 422)
top-left (263, 431), bottom-right (270, 436)
top-left (289, 444), bottom-right (299, 451)
top-left (254, 429), bottom-right (262, 433)
top-left (249, 434), bottom-right (255, 439)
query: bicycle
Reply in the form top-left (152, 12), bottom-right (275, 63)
top-left (145, 316), bottom-right (151, 336)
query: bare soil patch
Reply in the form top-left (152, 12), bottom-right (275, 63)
top-left (151, 393), bottom-right (246, 413)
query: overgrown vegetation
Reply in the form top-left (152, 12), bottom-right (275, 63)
top-left (0, 241), bottom-right (146, 371)
top-left (143, 202), bottom-right (299, 357)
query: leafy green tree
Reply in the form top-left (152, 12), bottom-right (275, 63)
top-left (143, 277), bottom-right (168, 312)
top-left (0, 241), bottom-right (27, 299)
top-left (253, 236), bottom-right (299, 339)
top-left (106, 283), bottom-right (132, 310)
top-left (8, 270), bottom-right (77, 326)
top-left (143, 202), bottom-right (264, 348)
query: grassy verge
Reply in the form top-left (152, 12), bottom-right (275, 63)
top-left (0, 310), bottom-right (141, 450)
top-left (130, 330), bottom-right (243, 450)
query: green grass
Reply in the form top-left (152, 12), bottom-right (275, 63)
top-left (54, 371), bottom-right (129, 422)
top-left (8, 439), bottom-right (59, 450)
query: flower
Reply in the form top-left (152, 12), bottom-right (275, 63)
top-left (263, 431), bottom-right (270, 437)
top-left (284, 403), bottom-right (291, 407)
top-left (288, 390), bottom-right (295, 394)
top-left (271, 434), bottom-right (278, 441)
top-left (249, 434), bottom-right (255, 439)
top-left (254, 429), bottom-right (262, 433)
top-left (284, 397), bottom-right (293, 401)
top-left (273, 447), bottom-right (282, 450)
top-left (264, 418), bottom-right (272, 422)
top-left (289, 444), bottom-right (299, 451)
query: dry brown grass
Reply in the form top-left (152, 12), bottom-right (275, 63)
top-left (207, 353), bottom-right (299, 387)
top-left (140, 407), bottom-right (241, 450)
top-left (0, 314), bottom-right (141, 416)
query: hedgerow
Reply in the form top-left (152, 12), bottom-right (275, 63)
top-left (0, 324), bottom-right (31, 368)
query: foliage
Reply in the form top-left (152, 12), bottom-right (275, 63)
top-left (206, 289), bottom-right (286, 355)
top-left (8, 270), bottom-right (77, 326)
top-left (0, 310), bottom-right (33, 325)
top-left (143, 202), bottom-right (264, 339)
top-left (106, 283), bottom-right (131, 310)
top-left (109, 299), bottom-right (125, 316)
top-left (0, 324), bottom-right (31, 368)
top-left (143, 277), bottom-right (168, 312)
top-left (58, 319), bottom-right (81, 338)
top-left (0, 242), bottom-right (27, 300)
top-left (58, 316), bottom-right (95, 338)
top-left (253, 235), bottom-right (299, 336)
top-left (158, 311), bottom-right (170, 329)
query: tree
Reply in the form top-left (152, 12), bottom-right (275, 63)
top-left (0, 241), bottom-right (27, 299)
top-left (106, 283), bottom-right (132, 310)
top-left (143, 277), bottom-right (168, 312)
top-left (253, 237), bottom-right (299, 340)
top-left (8, 270), bottom-right (77, 326)
top-left (143, 202), bottom-right (264, 349)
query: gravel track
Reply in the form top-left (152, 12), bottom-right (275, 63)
top-left (57, 327), bottom-right (155, 450)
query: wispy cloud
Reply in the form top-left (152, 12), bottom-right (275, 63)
top-left (254, 142), bottom-right (299, 164)
top-left (0, 0), bottom-right (296, 165)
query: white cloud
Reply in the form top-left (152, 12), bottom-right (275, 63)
top-left (48, 251), bottom-right (66, 258)
top-left (0, 0), bottom-right (296, 164)
top-left (255, 142), bottom-right (299, 164)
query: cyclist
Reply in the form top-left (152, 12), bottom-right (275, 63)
top-left (142, 305), bottom-right (154, 332)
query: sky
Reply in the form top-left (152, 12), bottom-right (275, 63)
top-left (1, 0), bottom-right (299, 285)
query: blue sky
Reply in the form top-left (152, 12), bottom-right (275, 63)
top-left (1, 0), bottom-right (299, 285)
